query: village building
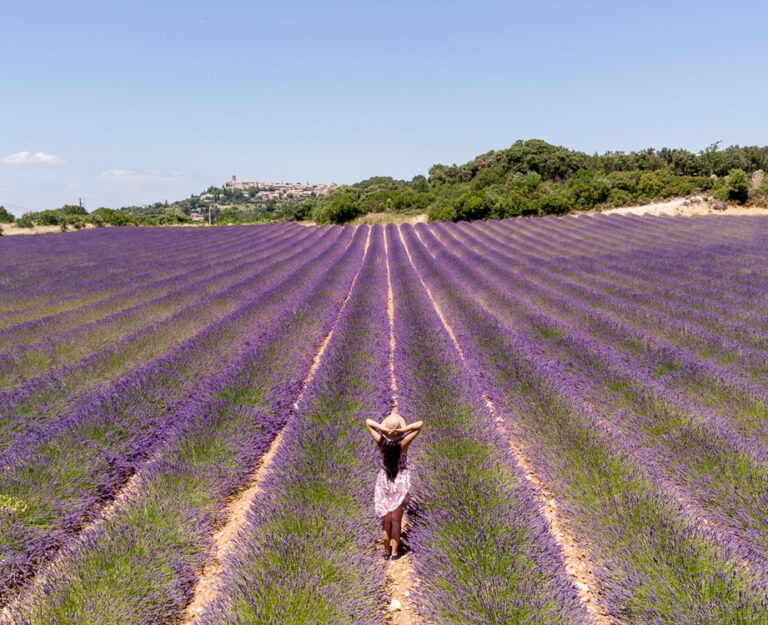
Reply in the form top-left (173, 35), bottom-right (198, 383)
top-left (223, 175), bottom-right (336, 200)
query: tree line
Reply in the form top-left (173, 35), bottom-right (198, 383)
top-left (3, 140), bottom-right (767, 232)
top-left (302, 140), bottom-right (768, 224)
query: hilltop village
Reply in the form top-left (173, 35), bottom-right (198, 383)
top-left (216, 175), bottom-right (337, 201)
top-left (186, 175), bottom-right (337, 223)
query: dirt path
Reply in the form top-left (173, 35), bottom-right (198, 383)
top-left (182, 431), bottom-right (284, 620)
top-left (402, 226), bottom-right (615, 625)
top-left (1, 224), bottom-right (98, 236)
top-left (382, 230), bottom-right (419, 625)
top-left (385, 543), bottom-right (416, 622)
top-left (383, 230), bottom-right (399, 411)
top-left (589, 195), bottom-right (768, 217)
top-left (182, 227), bottom-right (373, 623)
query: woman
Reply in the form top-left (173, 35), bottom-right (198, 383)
top-left (366, 413), bottom-right (423, 559)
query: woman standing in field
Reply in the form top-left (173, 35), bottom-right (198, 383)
top-left (366, 413), bottom-right (423, 559)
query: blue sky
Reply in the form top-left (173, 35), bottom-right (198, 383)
top-left (2, 0), bottom-right (767, 213)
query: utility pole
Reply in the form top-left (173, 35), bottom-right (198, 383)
top-left (208, 203), bottom-right (212, 225)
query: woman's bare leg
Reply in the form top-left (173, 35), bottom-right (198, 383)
top-left (382, 513), bottom-right (392, 555)
top-left (390, 506), bottom-right (403, 556)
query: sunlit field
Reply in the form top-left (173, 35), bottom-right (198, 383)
top-left (2, 215), bottom-right (768, 625)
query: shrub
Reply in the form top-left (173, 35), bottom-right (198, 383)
top-left (726, 168), bottom-right (750, 203)
top-left (695, 175), bottom-right (715, 191)
top-left (287, 200), bottom-right (314, 221)
top-left (506, 171), bottom-right (542, 194)
top-left (313, 189), bottom-right (362, 224)
top-left (712, 181), bottom-right (730, 202)
top-left (16, 213), bottom-right (34, 228)
top-left (454, 191), bottom-right (493, 221)
top-left (35, 209), bottom-right (63, 226)
top-left (607, 188), bottom-right (634, 206)
top-left (426, 197), bottom-right (457, 222)
top-left (156, 209), bottom-right (192, 225)
top-left (0, 206), bottom-right (13, 223)
top-left (568, 169), bottom-right (611, 208)
top-left (493, 191), bottom-right (536, 218)
top-left (91, 207), bottom-right (131, 226)
top-left (607, 170), bottom-right (641, 194)
top-left (536, 192), bottom-right (571, 216)
top-left (638, 171), bottom-right (666, 198)
top-left (66, 215), bottom-right (88, 229)
top-left (59, 204), bottom-right (87, 216)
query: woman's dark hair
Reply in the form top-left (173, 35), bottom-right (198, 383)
top-left (380, 437), bottom-right (402, 482)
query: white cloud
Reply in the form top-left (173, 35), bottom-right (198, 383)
top-left (3, 151), bottom-right (65, 165)
top-left (98, 169), bottom-right (190, 183)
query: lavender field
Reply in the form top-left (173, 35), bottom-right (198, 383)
top-left (2, 215), bottom-right (768, 625)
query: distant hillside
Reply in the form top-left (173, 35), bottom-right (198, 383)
top-left (117, 177), bottom-right (338, 225)
top-left (302, 139), bottom-right (768, 224)
top-left (5, 140), bottom-right (767, 230)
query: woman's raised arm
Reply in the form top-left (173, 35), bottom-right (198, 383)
top-left (365, 418), bottom-right (384, 444)
top-left (401, 420), bottom-right (423, 450)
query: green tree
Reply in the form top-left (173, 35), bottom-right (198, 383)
top-left (470, 163), bottom-right (506, 190)
top-left (726, 168), bottom-right (750, 203)
top-left (638, 171), bottom-right (665, 198)
top-left (453, 191), bottom-right (493, 221)
top-left (156, 208), bottom-right (192, 224)
top-left (492, 192), bottom-right (530, 218)
top-left (0, 206), bottom-right (14, 223)
top-left (91, 207), bottom-right (131, 226)
top-left (669, 149), bottom-right (698, 176)
top-left (411, 175), bottom-right (428, 192)
top-left (426, 197), bottom-right (457, 222)
top-left (567, 170), bottom-right (611, 208)
top-left (35, 210), bottom-right (63, 226)
top-left (60, 204), bottom-right (87, 216)
top-left (66, 214), bottom-right (88, 229)
top-left (16, 213), bottom-right (34, 228)
top-left (313, 187), bottom-right (361, 224)
top-left (536, 191), bottom-right (571, 215)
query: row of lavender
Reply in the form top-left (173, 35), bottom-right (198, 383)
top-left (385, 224), bottom-right (586, 624)
top-left (0, 226), bottom-right (337, 462)
top-left (439, 215), bottom-right (768, 558)
top-left (3, 215), bottom-right (768, 623)
top-left (0, 224), bottom-right (346, 605)
top-left (406, 215), bottom-right (768, 622)
top-left (193, 224), bottom-right (587, 625)
top-left (0, 225), bottom-right (296, 325)
top-left (10, 227), bottom-right (371, 624)
top-left (0, 224), bottom-right (310, 383)
top-left (196, 225), bottom-right (393, 624)
top-left (0, 226), bottom-right (327, 440)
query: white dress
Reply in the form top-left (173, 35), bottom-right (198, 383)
top-left (374, 450), bottom-right (410, 517)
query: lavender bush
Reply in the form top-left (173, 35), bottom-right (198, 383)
top-left (400, 221), bottom-right (768, 623)
top-left (12, 227), bottom-right (370, 624)
top-left (0, 226), bottom-right (353, 603)
top-left (386, 224), bottom-right (586, 624)
top-left (198, 225), bottom-right (391, 625)
top-left (2, 215), bottom-right (768, 623)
